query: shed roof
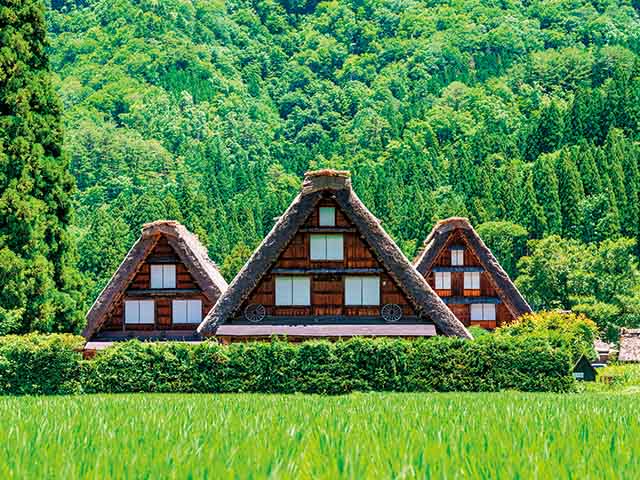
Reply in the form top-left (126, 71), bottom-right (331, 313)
top-left (198, 170), bottom-right (471, 339)
top-left (83, 221), bottom-right (227, 339)
top-left (413, 217), bottom-right (532, 318)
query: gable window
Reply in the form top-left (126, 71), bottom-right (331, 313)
top-left (434, 272), bottom-right (451, 290)
top-left (150, 264), bottom-right (176, 289)
top-left (345, 276), bottom-right (380, 306)
top-left (319, 207), bottom-right (336, 227)
top-left (172, 299), bottom-right (202, 324)
top-left (464, 272), bottom-right (480, 290)
top-left (125, 300), bottom-right (155, 324)
top-left (275, 276), bottom-right (311, 306)
top-left (310, 234), bottom-right (343, 260)
top-left (470, 303), bottom-right (496, 321)
top-left (451, 248), bottom-right (464, 266)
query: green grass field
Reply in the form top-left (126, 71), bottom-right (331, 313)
top-left (1, 393), bottom-right (638, 479)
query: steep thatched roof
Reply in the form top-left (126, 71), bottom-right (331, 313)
top-left (83, 221), bottom-right (227, 339)
top-left (198, 171), bottom-right (471, 339)
top-left (413, 217), bottom-right (532, 318)
top-left (619, 328), bottom-right (640, 362)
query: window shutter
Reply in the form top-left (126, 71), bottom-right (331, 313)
top-left (362, 277), bottom-right (380, 305)
top-left (319, 207), bottom-right (336, 226)
top-left (150, 265), bottom-right (163, 288)
top-left (484, 304), bottom-right (496, 321)
top-left (275, 277), bottom-right (293, 306)
top-left (325, 235), bottom-right (343, 260)
top-left (345, 277), bottom-right (362, 305)
top-left (188, 300), bottom-right (202, 323)
top-left (139, 300), bottom-right (155, 324)
top-left (292, 277), bottom-right (311, 305)
top-left (310, 235), bottom-right (326, 260)
top-left (163, 265), bottom-right (176, 288)
top-left (172, 300), bottom-right (187, 323)
top-left (125, 300), bottom-right (139, 324)
top-left (470, 304), bottom-right (483, 321)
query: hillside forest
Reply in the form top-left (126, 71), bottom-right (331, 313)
top-left (4, 0), bottom-right (640, 339)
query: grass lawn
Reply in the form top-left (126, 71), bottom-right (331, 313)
top-left (1, 392), bottom-right (638, 479)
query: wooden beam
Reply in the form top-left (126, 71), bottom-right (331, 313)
top-left (146, 255), bottom-right (180, 264)
top-left (125, 288), bottom-right (201, 296)
top-left (441, 296), bottom-right (502, 305)
top-left (299, 227), bottom-right (357, 233)
top-left (271, 268), bottom-right (383, 275)
top-left (432, 266), bottom-right (484, 273)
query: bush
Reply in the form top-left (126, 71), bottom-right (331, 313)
top-left (0, 334), bottom-right (575, 395)
top-left (495, 310), bottom-right (598, 363)
top-left (0, 334), bottom-right (84, 395)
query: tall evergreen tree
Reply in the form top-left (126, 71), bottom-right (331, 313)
top-left (556, 151), bottom-right (584, 239)
top-left (517, 170), bottom-right (547, 238)
top-left (0, 0), bottom-right (82, 333)
top-left (532, 155), bottom-right (562, 235)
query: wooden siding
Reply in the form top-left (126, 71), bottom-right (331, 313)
top-left (100, 236), bottom-right (212, 333)
top-left (424, 230), bottom-right (515, 328)
top-left (236, 197), bottom-right (418, 322)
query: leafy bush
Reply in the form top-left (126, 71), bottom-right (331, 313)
top-left (0, 334), bottom-right (575, 395)
top-left (496, 311), bottom-right (598, 363)
top-left (86, 336), bottom-right (574, 394)
top-left (0, 334), bottom-right (85, 395)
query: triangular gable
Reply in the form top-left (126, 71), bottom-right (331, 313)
top-left (83, 221), bottom-right (228, 339)
top-left (198, 170), bottom-right (471, 338)
top-left (413, 217), bottom-right (532, 318)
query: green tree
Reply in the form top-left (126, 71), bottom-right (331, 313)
top-left (476, 221), bottom-right (528, 278)
top-left (0, 0), bottom-right (82, 333)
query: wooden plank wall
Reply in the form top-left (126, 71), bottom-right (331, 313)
top-left (101, 236), bottom-right (212, 332)
top-left (425, 230), bottom-right (516, 328)
top-left (239, 198), bottom-right (417, 320)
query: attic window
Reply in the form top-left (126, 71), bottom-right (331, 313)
top-left (464, 272), bottom-right (480, 290)
top-left (434, 272), bottom-right (451, 290)
top-left (151, 264), bottom-right (176, 289)
top-left (310, 234), bottom-right (343, 260)
top-left (125, 300), bottom-right (155, 324)
top-left (345, 276), bottom-right (380, 306)
top-left (319, 207), bottom-right (336, 226)
top-left (451, 248), bottom-right (464, 266)
top-left (275, 276), bottom-right (311, 306)
top-left (173, 299), bottom-right (202, 324)
top-left (471, 304), bottom-right (496, 321)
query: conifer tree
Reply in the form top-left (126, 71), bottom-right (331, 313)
top-left (0, 0), bottom-right (82, 333)
top-left (532, 155), bottom-right (562, 235)
top-left (556, 151), bottom-right (584, 238)
top-left (517, 170), bottom-right (547, 238)
top-left (574, 142), bottom-right (602, 196)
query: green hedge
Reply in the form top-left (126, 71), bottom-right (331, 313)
top-left (0, 334), bottom-right (575, 395)
top-left (0, 334), bottom-right (85, 395)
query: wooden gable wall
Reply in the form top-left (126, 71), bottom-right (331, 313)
top-left (234, 197), bottom-right (418, 322)
top-left (98, 236), bottom-right (213, 335)
top-left (424, 230), bottom-right (514, 328)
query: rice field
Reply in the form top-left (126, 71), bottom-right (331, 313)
top-left (1, 392), bottom-right (638, 479)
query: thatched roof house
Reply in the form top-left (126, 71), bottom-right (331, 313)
top-left (413, 217), bottom-right (531, 328)
top-left (198, 170), bottom-right (471, 341)
top-left (83, 221), bottom-right (227, 344)
top-left (618, 328), bottom-right (640, 362)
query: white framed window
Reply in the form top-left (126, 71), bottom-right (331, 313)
top-left (345, 276), bottom-right (380, 306)
top-left (275, 276), bottom-right (311, 306)
top-left (573, 372), bottom-right (585, 380)
top-left (451, 248), bottom-right (464, 266)
top-left (470, 303), bottom-right (496, 321)
top-left (434, 272), bottom-right (451, 290)
top-left (150, 264), bottom-right (176, 289)
top-left (125, 300), bottom-right (155, 324)
top-left (319, 207), bottom-right (336, 226)
top-left (172, 299), bottom-right (202, 324)
top-left (464, 272), bottom-right (480, 290)
top-left (310, 234), bottom-right (343, 260)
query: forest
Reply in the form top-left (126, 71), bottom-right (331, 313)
top-left (3, 0), bottom-right (640, 338)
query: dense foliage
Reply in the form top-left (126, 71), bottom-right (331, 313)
top-left (0, 334), bottom-right (573, 395)
top-left (496, 311), bottom-right (598, 363)
top-left (0, 0), bottom-right (82, 334)
top-left (41, 0), bottom-right (640, 334)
